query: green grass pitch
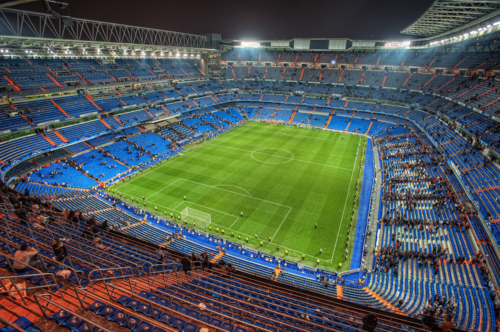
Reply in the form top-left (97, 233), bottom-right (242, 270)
top-left (110, 121), bottom-right (366, 270)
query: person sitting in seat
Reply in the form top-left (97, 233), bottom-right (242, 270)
top-left (13, 244), bottom-right (40, 273)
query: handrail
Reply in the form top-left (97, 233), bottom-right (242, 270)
top-left (1, 216), bottom-right (139, 274)
top-left (2, 199), bottom-right (173, 269)
top-left (88, 266), bottom-right (136, 283)
top-left (0, 218), bottom-right (101, 272)
top-left (0, 235), bottom-right (85, 288)
top-left (0, 253), bottom-right (64, 303)
top-left (0, 316), bottom-right (27, 332)
top-left (205, 266), bottom-right (424, 328)
top-left (73, 287), bottom-right (178, 332)
top-left (149, 270), bottom-right (376, 332)
top-left (112, 278), bottom-right (308, 332)
top-left (33, 293), bottom-right (114, 332)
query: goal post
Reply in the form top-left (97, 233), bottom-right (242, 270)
top-left (180, 207), bottom-right (211, 230)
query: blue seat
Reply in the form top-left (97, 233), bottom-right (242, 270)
top-left (138, 291), bottom-right (151, 299)
top-left (158, 312), bottom-right (174, 325)
top-left (170, 318), bottom-right (186, 330)
top-left (25, 326), bottom-right (43, 332)
top-left (74, 322), bottom-right (95, 332)
top-left (116, 295), bottom-right (131, 305)
top-left (50, 310), bottom-right (71, 325)
top-left (209, 318), bottom-right (223, 328)
top-left (100, 305), bottom-right (117, 319)
top-left (64, 315), bottom-right (84, 331)
top-left (198, 314), bottom-right (211, 324)
top-left (109, 310), bottom-right (126, 325)
top-left (233, 327), bottom-right (247, 332)
top-left (134, 321), bottom-right (153, 332)
top-left (187, 309), bottom-right (200, 319)
top-left (124, 315), bottom-right (141, 330)
top-left (136, 303), bottom-right (152, 316)
top-left (176, 305), bottom-right (189, 315)
top-left (86, 301), bottom-right (106, 314)
top-left (7, 317), bottom-right (32, 330)
top-left (125, 299), bottom-right (141, 311)
top-left (147, 294), bottom-right (160, 302)
top-left (150, 328), bottom-right (167, 332)
top-left (182, 323), bottom-right (198, 332)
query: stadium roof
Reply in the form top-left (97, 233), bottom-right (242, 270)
top-left (401, 0), bottom-right (500, 37)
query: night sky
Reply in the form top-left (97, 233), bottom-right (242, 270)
top-left (14, 0), bottom-right (436, 40)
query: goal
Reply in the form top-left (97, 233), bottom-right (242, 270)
top-left (180, 207), bottom-right (211, 230)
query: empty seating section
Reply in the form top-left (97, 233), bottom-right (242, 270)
top-left (28, 162), bottom-right (98, 189)
top-left (57, 120), bottom-right (110, 141)
top-left (105, 141), bottom-right (152, 167)
top-left (127, 133), bottom-right (172, 157)
top-left (116, 110), bottom-right (153, 125)
top-left (69, 150), bottom-right (129, 181)
top-left (66, 142), bottom-right (92, 154)
top-left (86, 133), bottom-right (115, 147)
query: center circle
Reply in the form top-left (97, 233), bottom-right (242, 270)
top-left (251, 148), bottom-right (294, 164)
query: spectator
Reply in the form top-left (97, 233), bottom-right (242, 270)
top-left (52, 238), bottom-right (67, 265)
top-left (101, 220), bottom-right (109, 235)
top-left (423, 313), bottom-right (436, 331)
top-left (225, 262), bottom-right (235, 278)
top-left (181, 254), bottom-right (191, 276)
top-left (13, 244), bottom-right (40, 272)
top-left (156, 246), bottom-right (167, 264)
top-left (14, 204), bottom-right (28, 224)
top-left (191, 252), bottom-right (200, 268)
top-left (438, 316), bottom-right (453, 331)
top-left (362, 313), bottom-right (378, 332)
top-left (201, 252), bottom-right (209, 271)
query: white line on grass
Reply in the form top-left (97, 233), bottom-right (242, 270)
top-left (330, 136), bottom-right (362, 263)
top-left (213, 185), bottom-right (252, 197)
top-left (146, 178), bottom-right (181, 200)
top-left (277, 132), bottom-right (333, 141)
top-left (118, 198), bottom-right (329, 262)
top-left (172, 200), bottom-right (187, 211)
top-left (271, 207), bottom-right (292, 241)
top-left (112, 125), bottom-right (246, 190)
top-left (332, 133), bottom-right (337, 141)
top-left (180, 178), bottom-right (292, 209)
top-left (211, 144), bottom-right (353, 171)
top-left (229, 217), bottom-right (240, 228)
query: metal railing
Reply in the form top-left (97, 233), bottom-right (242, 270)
top-left (33, 293), bottom-right (113, 332)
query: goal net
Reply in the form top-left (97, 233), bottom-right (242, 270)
top-left (180, 207), bottom-right (211, 230)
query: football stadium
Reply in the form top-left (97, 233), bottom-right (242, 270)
top-left (0, 0), bottom-right (500, 331)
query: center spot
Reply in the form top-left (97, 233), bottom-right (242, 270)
top-left (251, 148), bottom-right (294, 164)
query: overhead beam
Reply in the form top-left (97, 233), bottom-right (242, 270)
top-left (0, 8), bottom-right (208, 49)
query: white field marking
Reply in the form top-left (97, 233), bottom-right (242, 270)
top-left (250, 148), bottom-right (294, 165)
top-left (332, 132), bottom-right (337, 141)
top-left (112, 124), bottom-right (246, 190)
top-left (211, 144), bottom-right (352, 172)
top-left (276, 131), bottom-right (333, 141)
top-left (146, 178), bottom-right (182, 200)
top-left (121, 198), bottom-right (329, 261)
top-left (172, 200), bottom-right (187, 211)
top-left (184, 200), bottom-right (240, 219)
top-left (270, 206), bottom-right (292, 241)
top-left (330, 136), bottom-right (362, 262)
top-left (180, 177), bottom-right (292, 209)
top-left (229, 217), bottom-right (240, 228)
top-left (213, 185), bottom-right (252, 197)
